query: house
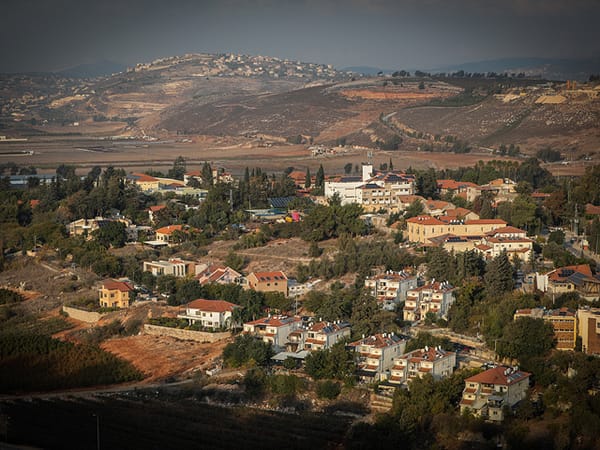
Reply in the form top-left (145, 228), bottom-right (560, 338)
top-left (476, 226), bottom-right (534, 261)
top-left (389, 346), bottom-right (456, 386)
top-left (404, 281), bottom-right (455, 322)
top-left (243, 315), bottom-right (303, 351)
top-left (460, 366), bottom-right (531, 422)
top-left (437, 179), bottom-right (479, 198)
top-left (536, 264), bottom-right (600, 300)
top-left (154, 224), bottom-right (192, 246)
top-left (246, 271), bottom-right (288, 296)
top-left (349, 333), bottom-right (407, 381)
top-left (142, 258), bottom-right (198, 277)
top-left (177, 298), bottom-right (239, 329)
top-left (68, 217), bottom-right (132, 238)
top-left (364, 270), bottom-right (418, 310)
top-left (128, 172), bottom-right (160, 191)
top-left (577, 308), bottom-right (600, 355)
top-left (196, 265), bottom-right (244, 286)
top-left (514, 307), bottom-right (577, 350)
top-left (98, 279), bottom-right (134, 308)
top-left (443, 207), bottom-right (480, 222)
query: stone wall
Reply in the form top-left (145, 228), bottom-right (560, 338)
top-left (62, 305), bottom-right (103, 323)
top-left (143, 324), bottom-right (230, 343)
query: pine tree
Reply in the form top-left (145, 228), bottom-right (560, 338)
top-left (389, 158), bottom-right (393, 171)
top-left (484, 251), bottom-right (514, 296)
top-left (315, 164), bottom-right (325, 187)
top-left (305, 167), bottom-right (312, 189)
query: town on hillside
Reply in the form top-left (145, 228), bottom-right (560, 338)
top-left (1, 155), bottom-right (600, 448)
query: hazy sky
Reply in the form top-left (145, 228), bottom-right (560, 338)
top-left (1, 0), bottom-right (599, 72)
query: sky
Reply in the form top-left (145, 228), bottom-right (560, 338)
top-left (1, 0), bottom-right (599, 73)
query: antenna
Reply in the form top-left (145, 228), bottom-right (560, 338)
top-left (367, 151), bottom-right (373, 165)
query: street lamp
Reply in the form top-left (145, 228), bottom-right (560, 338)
top-left (92, 414), bottom-right (100, 450)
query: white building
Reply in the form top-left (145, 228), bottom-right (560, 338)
top-left (389, 346), bottom-right (456, 386)
top-left (404, 281), bottom-right (455, 322)
top-left (143, 258), bottom-right (198, 277)
top-left (460, 366), bottom-right (531, 422)
top-left (364, 271), bottom-right (418, 310)
top-left (243, 315), bottom-right (303, 351)
top-left (177, 298), bottom-right (239, 329)
top-left (349, 333), bottom-right (407, 381)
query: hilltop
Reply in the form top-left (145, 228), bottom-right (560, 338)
top-left (1, 53), bottom-right (599, 165)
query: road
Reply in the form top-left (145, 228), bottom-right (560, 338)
top-left (564, 230), bottom-right (600, 264)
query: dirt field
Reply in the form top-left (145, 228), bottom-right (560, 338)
top-left (102, 334), bottom-right (231, 381)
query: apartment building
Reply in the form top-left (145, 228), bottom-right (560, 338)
top-left (577, 308), bottom-right (600, 355)
top-left (406, 216), bottom-right (507, 244)
top-left (514, 307), bottom-right (577, 350)
top-left (246, 271), bottom-right (288, 296)
top-left (404, 281), bottom-right (455, 322)
top-left (98, 279), bottom-right (134, 309)
top-left (143, 258), bottom-right (198, 277)
top-left (349, 333), bottom-right (407, 381)
top-left (389, 346), bottom-right (456, 386)
top-left (364, 271), bottom-right (418, 311)
top-left (460, 366), bottom-right (530, 422)
top-left (243, 315), bottom-right (303, 351)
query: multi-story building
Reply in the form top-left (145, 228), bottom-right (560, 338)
top-left (304, 321), bottom-right (351, 351)
top-left (98, 279), bottom-right (134, 309)
top-left (364, 271), bottom-right (418, 310)
top-left (406, 216), bottom-right (507, 244)
top-left (246, 271), bottom-right (288, 296)
top-left (243, 315), bottom-right (303, 351)
top-left (404, 281), bottom-right (455, 322)
top-left (389, 346), bottom-right (456, 386)
top-left (577, 308), bottom-right (600, 355)
top-left (143, 258), bottom-right (198, 277)
top-left (514, 307), bottom-right (577, 350)
top-left (460, 366), bottom-right (530, 422)
top-left (177, 298), bottom-right (239, 329)
top-left (349, 333), bottom-right (407, 381)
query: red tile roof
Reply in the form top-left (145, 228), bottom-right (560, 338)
top-left (245, 315), bottom-right (301, 327)
top-left (131, 172), bottom-right (158, 182)
top-left (586, 203), bottom-right (600, 215)
top-left (487, 226), bottom-right (526, 235)
top-left (406, 215), bottom-right (444, 225)
top-left (149, 205), bottom-right (166, 212)
top-left (465, 366), bottom-right (530, 386)
top-left (187, 298), bottom-right (238, 313)
top-left (101, 279), bottom-right (133, 292)
top-left (250, 271), bottom-right (287, 282)
top-left (465, 219), bottom-right (507, 225)
top-left (156, 224), bottom-right (184, 235)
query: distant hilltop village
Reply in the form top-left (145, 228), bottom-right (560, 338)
top-left (128, 53), bottom-right (349, 80)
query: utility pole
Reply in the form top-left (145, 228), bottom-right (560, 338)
top-left (92, 414), bottom-right (100, 450)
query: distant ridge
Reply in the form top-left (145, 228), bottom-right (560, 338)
top-left (341, 66), bottom-right (391, 76)
top-left (427, 57), bottom-right (600, 81)
top-left (57, 60), bottom-right (127, 78)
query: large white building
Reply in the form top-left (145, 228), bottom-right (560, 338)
top-left (389, 346), bottom-right (456, 386)
top-left (364, 271), bottom-right (418, 311)
top-left (243, 315), bottom-right (303, 351)
top-left (349, 333), bottom-right (407, 381)
top-left (404, 281), bottom-right (455, 322)
top-left (460, 366), bottom-right (530, 422)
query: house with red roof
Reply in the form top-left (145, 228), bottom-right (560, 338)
top-left (177, 298), bottom-right (239, 330)
top-left (476, 226), bottom-right (533, 261)
top-left (243, 315), bottom-right (303, 350)
top-left (349, 333), bottom-right (407, 381)
top-left (460, 366), bottom-right (530, 421)
top-left (196, 265), bottom-right (244, 286)
top-left (246, 271), bottom-right (288, 296)
top-left (389, 346), bottom-right (456, 386)
top-left (536, 264), bottom-right (600, 300)
top-left (98, 279), bottom-right (134, 308)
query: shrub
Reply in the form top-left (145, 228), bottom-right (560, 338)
top-left (316, 380), bottom-right (341, 399)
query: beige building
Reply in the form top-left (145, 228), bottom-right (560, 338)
top-left (406, 215), bottom-right (507, 244)
top-left (514, 307), bottom-right (577, 350)
top-left (286, 320), bottom-right (352, 353)
top-left (536, 264), bottom-right (600, 300)
top-left (98, 279), bottom-right (134, 309)
top-left (577, 308), bottom-right (600, 355)
top-left (143, 258), bottom-right (198, 277)
top-left (476, 226), bottom-right (533, 262)
top-left (246, 271), bottom-right (288, 296)
top-left (389, 346), bottom-right (456, 386)
top-left (460, 366), bottom-right (530, 422)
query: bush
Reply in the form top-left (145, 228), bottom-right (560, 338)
top-left (0, 288), bottom-right (24, 305)
top-left (316, 380), bottom-right (341, 399)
